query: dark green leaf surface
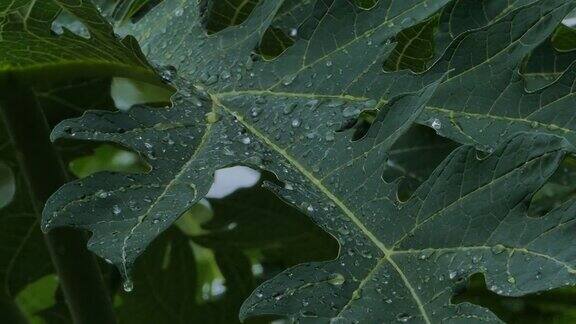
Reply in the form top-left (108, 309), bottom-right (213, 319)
top-left (412, 0), bottom-right (576, 150)
top-left (240, 133), bottom-right (576, 323)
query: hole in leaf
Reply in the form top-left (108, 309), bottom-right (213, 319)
top-left (203, 0), bottom-right (296, 59)
top-left (204, 0), bottom-right (259, 34)
top-left (383, 15), bottom-right (439, 73)
top-left (69, 144), bottom-right (151, 178)
top-left (528, 155), bottom-right (576, 217)
top-left (15, 274), bottom-right (60, 320)
top-left (51, 10), bottom-right (91, 39)
top-left (206, 166), bottom-right (261, 199)
top-left (256, 27), bottom-right (295, 59)
top-left (382, 125), bottom-right (458, 201)
top-left (200, 173), bottom-right (339, 266)
top-left (521, 24), bottom-right (576, 91)
top-left (111, 77), bottom-right (173, 111)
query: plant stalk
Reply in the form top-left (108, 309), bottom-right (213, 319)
top-left (0, 77), bottom-right (117, 324)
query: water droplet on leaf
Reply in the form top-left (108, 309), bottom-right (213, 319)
top-left (123, 279), bottom-right (134, 292)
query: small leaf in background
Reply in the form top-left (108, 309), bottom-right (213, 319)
top-left (15, 275), bottom-right (60, 324)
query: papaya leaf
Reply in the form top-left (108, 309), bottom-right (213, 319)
top-left (378, 0), bottom-right (576, 151)
top-left (43, 0), bottom-right (450, 282)
top-left (413, 0), bottom-right (576, 150)
top-left (39, 0), bottom-right (576, 322)
top-left (126, 0), bottom-right (576, 153)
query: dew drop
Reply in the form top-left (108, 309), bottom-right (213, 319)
top-left (491, 244), bottom-right (506, 255)
top-left (401, 17), bottom-right (415, 25)
top-left (430, 118), bottom-right (442, 130)
top-left (250, 106), bottom-right (261, 117)
top-left (419, 249), bottom-right (434, 260)
top-left (159, 65), bottom-right (176, 82)
top-left (291, 118), bottom-right (301, 128)
top-left (96, 190), bottom-right (109, 199)
top-left (282, 74), bottom-right (297, 86)
top-left (123, 279), bottom-right (134, 292)
top-left (205, 112), bottom-right (220, 124)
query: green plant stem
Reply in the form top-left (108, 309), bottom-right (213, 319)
top-left (0, 77), bottom-right (117, 324)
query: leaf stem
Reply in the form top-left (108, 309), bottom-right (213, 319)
top-left (0, 76), bottom-right (117, 324)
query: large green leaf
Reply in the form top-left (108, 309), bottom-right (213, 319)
top-left (376, 0), bottom-right (576, 151)
top-left (39, 0), bottom-right (576, 322)
top-left (43, 0), bottom-right (450, 280)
